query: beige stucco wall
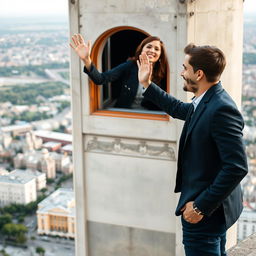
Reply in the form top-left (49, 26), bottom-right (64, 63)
top-left (69, 0), bottom-right (244, 255)
top-left (186, 0), bottom-right (243, 107)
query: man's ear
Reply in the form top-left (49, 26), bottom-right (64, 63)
top-left (196, 70), bottom-right (204, 81)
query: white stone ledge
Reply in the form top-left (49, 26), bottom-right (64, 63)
top-left (228, 233), bottom-right (256, 256)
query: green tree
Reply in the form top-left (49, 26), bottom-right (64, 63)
top-left (40, 188), bottom-right (48, 194)
top-left (0, 195), bottom-right (46, 216)
top-left (0, 214), bottom-right (12, 230)
top-left (16, 232), bottom-right (27, 244)
top-left (17, 215), bottom-right (25, 223)
top-left (2, 223), bottom-right (27, 243)
top-left (0, 249), bottom-right (10, 256)
top-left (47, 178), bottom-right (54, 184)
top-left (0, 81), bottom-right (68, 105)
top-left (36, 246), bottom-right (45, 256)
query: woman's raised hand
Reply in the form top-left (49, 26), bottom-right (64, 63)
top-left (70, 34), bottom-right (92, 68)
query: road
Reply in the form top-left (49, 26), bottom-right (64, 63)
top-left (0, 239), bottom-right (75, 256)
top-left (0, 68), bottom-right (69, 87)
top-left (44, 69), bottom-right (69, 86)
top-left (0, 77), bottom-right (50, 86)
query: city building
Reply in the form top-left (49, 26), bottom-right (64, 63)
top-left (0, 132), bottom-right (12, 149)
top-left (41, 149), bottom-right (56, 179)
top-left (37, 188), bottom-right (75, 238)
top-left (0, 169), bottom-right (9, 175)
top-left (14, 149), bottom-right (56, 178)
top-left (238, 205), bottom-right (256, 241)
top-left (61, 144), bottom-right (72, 155)
top-left (62, 162), bottom-right (73, 175)
top-left (12, 169), bottom-right (46, 191)
top-left (50, 152), bottom-right (72, 173)
top-left (0, 123), bottom-right (32, 136)
top-left (23, 131), bottom-right (43, 152)
top-left (43, 141), bottom-right (62, 152)
top-left (13, 153), bottom-right (26, 169)
top-left (0, 169), bottom-right (37, 207)
top-left (34, 130), bottom-right (72, 145)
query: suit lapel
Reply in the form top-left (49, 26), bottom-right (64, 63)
top-left (179, 104), bottom-right (194, 148)
top-left (183, 82), bottom-right (223, 148)
top-left (183, 102), bottom-right (206, 145)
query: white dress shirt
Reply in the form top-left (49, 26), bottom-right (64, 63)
top-left (192, 90), bottom-right (207, 111)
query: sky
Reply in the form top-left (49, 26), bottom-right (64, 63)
top-left (244, 0), bottom-right (256, 14)
top-left (0, 0), bottom-right (69, 17)
top-left (0, 0), bottom-right (254, 17)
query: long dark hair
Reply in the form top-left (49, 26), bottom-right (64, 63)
top-left (131, 36), bottom-right (168, 84)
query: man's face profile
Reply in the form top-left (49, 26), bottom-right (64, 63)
top-left (181, 55), bottom-right (198, 94)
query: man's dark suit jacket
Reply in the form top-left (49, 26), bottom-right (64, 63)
top-left (143, 82), bottom-right (248, 229)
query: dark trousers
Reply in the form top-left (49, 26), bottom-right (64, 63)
top-left (181, 206), bottom-right (227, 256)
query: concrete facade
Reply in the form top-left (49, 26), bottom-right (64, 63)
top-left (69, 0), bottom-right (244, 255)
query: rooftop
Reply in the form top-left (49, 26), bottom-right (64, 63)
top-left (0, 169), bottom-right (36, 184)
top-left (62, 144), bottom-right (73, 151)
top-left (0, 123), bottom-right (32, 133)
top-left (37, 188), bottom-right (75, 216)
top-left (43, 141), bottom-right (62, 148)
top-left (13, 169), bottom-right (46, 178)
top-left (34, 130), bottom-right (72, 143)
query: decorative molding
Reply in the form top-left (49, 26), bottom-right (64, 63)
top-left (85, 136), bottom-right (176, 161)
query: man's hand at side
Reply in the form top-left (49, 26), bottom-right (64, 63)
top-left (181, 201), bottom-right (204, 224)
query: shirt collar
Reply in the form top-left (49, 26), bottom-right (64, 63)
top-left (192, 90), bottom-right (208, 111)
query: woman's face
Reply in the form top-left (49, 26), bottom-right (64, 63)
top-left (141, 40), bottom-right (161, 63)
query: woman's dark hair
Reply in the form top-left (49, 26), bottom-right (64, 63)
top-left (184, 43), bottom-right (226, 82)
top-left (132, 36), bottom-right (168, 84)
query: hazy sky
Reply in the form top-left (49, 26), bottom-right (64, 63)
top-left (244, 0), bottom-right (256, 13)
top-left (0, 0), bottom-right (69, 17)
top-left (0, 0), bottom-right (255, 17)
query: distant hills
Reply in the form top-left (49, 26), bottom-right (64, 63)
top-left (0, 16), bottom-right (68, 35)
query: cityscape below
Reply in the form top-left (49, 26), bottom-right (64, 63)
top-left (0, 16), bottom-right (74, 256)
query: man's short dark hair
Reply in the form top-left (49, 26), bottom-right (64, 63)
top-left (184, 43), bottom-right (226, 83)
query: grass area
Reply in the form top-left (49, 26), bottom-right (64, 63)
top-left (0, 63), bottom-right (69, 78)
top-left (0, 81), bottom-right (68, 105)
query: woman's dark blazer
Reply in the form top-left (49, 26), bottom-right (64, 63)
top-left (84, 60), bottom-right (166, 110)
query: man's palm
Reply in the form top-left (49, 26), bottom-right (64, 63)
top-left (137, 53), bottom-right (152, 88)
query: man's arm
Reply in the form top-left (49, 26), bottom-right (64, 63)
top-left (137, 52), bottom-right (190, 120)
top-left (143, 83), bottom-right (190, 120)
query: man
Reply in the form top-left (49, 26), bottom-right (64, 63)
top-left (137, 44), bottom-right (248, 256)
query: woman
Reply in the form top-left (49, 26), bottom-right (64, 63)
top-left (70, 34), bottom-right (168, 110)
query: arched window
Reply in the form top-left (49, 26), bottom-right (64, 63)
top-left (89, 26), bottom-right (170, 120)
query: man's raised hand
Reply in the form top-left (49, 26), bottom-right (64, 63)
top-left (137, 52), bottom-right (152, 88)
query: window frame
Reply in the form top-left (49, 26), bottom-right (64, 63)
top-left (89, 26), bottom-right (170, 121)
